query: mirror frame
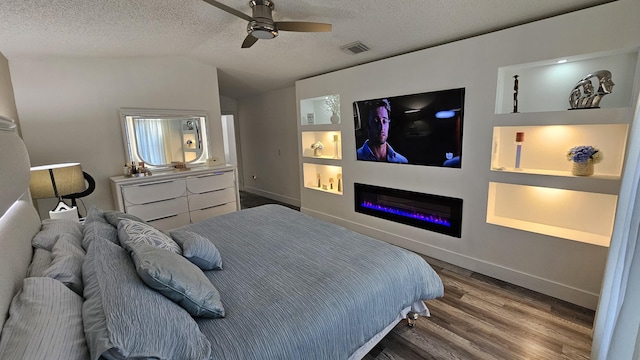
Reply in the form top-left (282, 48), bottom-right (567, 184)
top-left (119, 108), bottom-right (212, 169)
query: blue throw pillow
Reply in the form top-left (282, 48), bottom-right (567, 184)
top-left (118, 219), bottom-right (181, 255)
top-left (128, 241), bottom-right (225, 318)
top-left (169, 230), bottom-right (222, 271)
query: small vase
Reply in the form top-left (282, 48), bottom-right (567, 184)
top-left (314, 148), bottom-right (322, 157)
top-left (572, 161), bottom-right (594, 176)
top-left (330, 112), bottom-right (340, 124)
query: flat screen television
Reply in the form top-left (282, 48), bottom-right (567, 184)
top-left (353, 88), bottom-right (465, 167)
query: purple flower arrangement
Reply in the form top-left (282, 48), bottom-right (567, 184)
top-left (566, 145), bottom-right (603, 164)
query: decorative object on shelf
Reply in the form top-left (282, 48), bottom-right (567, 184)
top-left (566, 145), bottom-right (603, 176)
top-left (322, 184), bottom-right (328, 190)
top-left (316, 173), bottom-right (321, 188)
top-left (325, 95), bottom-right (340, 124)
top-left (329, 177), bottom-right (334, 190)
top-left (337, 173), bottom-right (342, 192)
top-left (568, 70), bottom-right (615, 109)
top-left (512, 75), bottom-right (519, 113)
top-left (311, 141), bottom-right (323, 157)
top-left (514, 132), bottom-right (524, 169)
top-left (307, 113), bottom-right (314, 125)
top-left (333, 134), bottom-right (339, 159)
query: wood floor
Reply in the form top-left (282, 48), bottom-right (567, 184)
top-left (364, 256), bottom-right (595, 360)
top-left (239, 191), bottom-right (596, 360)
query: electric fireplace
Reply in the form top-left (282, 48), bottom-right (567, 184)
top-left (354, 183), bottom-right (462, 237)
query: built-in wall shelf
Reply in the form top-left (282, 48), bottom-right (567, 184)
top-left (487, 182), bottom-right (616, 247)
top-left (490, 124), bottom-right (628, 178)
top-left (496, 48), bottom-right (638, 114)
top-left (299, 94), bottom-right (341, 126)
top-left (302, 163), bottom-right (343, 195)
top-left (301, 131), bottom-right (342, 160)
top-left (298, 94), bottom-right (344, 197)
top-left (486, 48), bottom-right (637, 247)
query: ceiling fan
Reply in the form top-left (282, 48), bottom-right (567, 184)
top-left (203, 0), bottom-right (332, 48)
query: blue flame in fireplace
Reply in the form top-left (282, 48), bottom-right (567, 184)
top-left (360, 201), bottom-right (451, 227)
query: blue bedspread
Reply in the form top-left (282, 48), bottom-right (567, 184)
top-left (184, 205), bottom-right (444, 360)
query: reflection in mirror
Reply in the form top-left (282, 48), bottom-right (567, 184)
top-left (120, 109), bottom-right (211, 168)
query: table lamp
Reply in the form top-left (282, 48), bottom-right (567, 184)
top-left (29, 163), bottom-right (85, 221)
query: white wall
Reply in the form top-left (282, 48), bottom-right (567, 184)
top-left (295, 0), bottom-right (640, 309)
top-left (237, 86), bottom-right (300, 206)
top-left (9, 56), bottom-right (223, 214)
top-left (0, 53), bottom-right (20, 135)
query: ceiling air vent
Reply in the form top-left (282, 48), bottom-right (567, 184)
top-left (340, 41), bottom-right (370, 55)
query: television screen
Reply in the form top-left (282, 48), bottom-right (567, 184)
top-left (353, 88), bottom-right (465, 167)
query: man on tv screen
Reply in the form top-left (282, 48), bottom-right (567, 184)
top-left (356, 99), bottom-right (408, 163)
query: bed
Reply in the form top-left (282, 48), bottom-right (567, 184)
top-left (0, 118), bottom-right (444, 359)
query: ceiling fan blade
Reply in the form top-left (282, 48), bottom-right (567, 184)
top-left (241, 35), bottom-right (259, 48)
top-left (202, 0), bottom-right (254, 22)
top-left (275, 21), bottom-right (332, 32)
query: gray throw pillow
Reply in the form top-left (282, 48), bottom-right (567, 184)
top-left (43, 233), bottom-right (85, 295)
top-left (0, 277), bottom-right (89, 360)
top-left (27, 248), bottom-right (53, 278)
top-left (32, 218), bottom-right (83, 251)
top-left (169, 230), bottom-right (223, 271)
top-left (103, 210), bottom-right (146, 228)
top-left (118, 219), bottom-right (181, 254)
top-left (128, 241), bottom-right (225, 318)
top-left (82, 207), bottom-right (118, 250)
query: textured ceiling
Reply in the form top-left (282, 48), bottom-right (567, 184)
top-left (0, 0), bottom-right (616, 99)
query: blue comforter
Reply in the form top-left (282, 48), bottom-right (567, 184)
top-left (183, 205), bottom-right (444, 360)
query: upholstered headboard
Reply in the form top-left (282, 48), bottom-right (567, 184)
top-left (0, 118), bottom-right (41, 330)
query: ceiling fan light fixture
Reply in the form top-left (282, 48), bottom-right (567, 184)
top-left (247, 21), bottom-right (278, 39)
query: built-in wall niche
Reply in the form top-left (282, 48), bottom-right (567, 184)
top-left (486, 182), bottom-right (617, 247)
top-left (496, 48), bottom-right (638, 114)
top-left (302, 163), bottom-right (343, 195)
top-left (300, 94), bottom-right (341, 126)
top-left (491, 124), bottom-right (628, 178)
top-left (301, 131), bottom-right (341, 159)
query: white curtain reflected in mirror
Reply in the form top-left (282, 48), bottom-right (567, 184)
top-left (134, 119), bottom-right (173, 165)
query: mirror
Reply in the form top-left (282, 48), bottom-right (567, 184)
top-left (120, 108), bottom-right (211, 168)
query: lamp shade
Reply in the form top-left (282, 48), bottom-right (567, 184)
top-left (29, 163), bottom-right (85, 200)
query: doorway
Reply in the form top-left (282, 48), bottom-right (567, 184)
top-left (221, 114), bottom-right (243, 189)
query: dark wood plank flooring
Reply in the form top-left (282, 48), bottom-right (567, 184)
top-left (239, 191), bottom-right (595, 360)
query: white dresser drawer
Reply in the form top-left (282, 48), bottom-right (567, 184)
top-left (126, 197), bottom-right (189, 222)
top-left (122, 179), bottom-right (186, 205)
top-left (148, 212), bottom-right (191, 231)
top-left (190, 202), bottom-right (237, 223)
top-left (186, 171), bottom-right (234, 194)
top-left (188, 187), bottom-right (236, 211)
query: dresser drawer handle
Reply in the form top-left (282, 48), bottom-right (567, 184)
top-left (196, 172), bottom-right (228, 178)
top-left (137, 180), bottom-right (176, 187)
top-left (200, 203), bottom-right (229, 211)
top-left (147, 213), bottom-right (179, 222)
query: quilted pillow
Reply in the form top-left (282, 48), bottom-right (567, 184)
top-left (82, 237), bottom-right (211, 360)
top-left (128, 241), bottom-right (225, 318)
top-left (0, 277), bottom-right (89, 360)
top-left (169, 230), bottom-right (223, 271)
top-left (42, 233), bottom-right (86, 295)
top-left (118, 219), bottom-right (181, 254)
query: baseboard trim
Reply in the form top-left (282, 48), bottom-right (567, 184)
top-left (242, 187), bottom-right (301, 208)
top-left (301, 207), bottom-right (599, 310)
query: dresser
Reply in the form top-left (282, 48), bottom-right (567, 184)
top-left (110, 165), bottom-right (239, 230)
